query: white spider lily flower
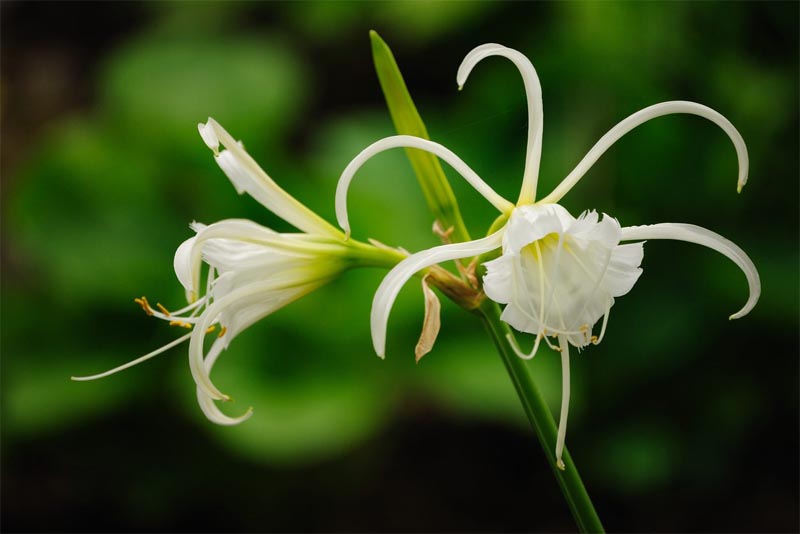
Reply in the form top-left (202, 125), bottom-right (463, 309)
top-left (73, 119), bottom-right (385, 425)
top-left (74, 220), bottom-right (351, 424)
top-left (335, 43), bottom-right (760, 469)
top-left (177, 220), bottom-right (352, 409)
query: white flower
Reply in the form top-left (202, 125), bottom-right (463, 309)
top-left (73, 119), bottom-right (362, 425)
top-left (483, 204), bottom-right (643, 351)
top-left (335, 44), bottom-right (761, 468)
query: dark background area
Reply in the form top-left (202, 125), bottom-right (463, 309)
top-left (2, 2), bottom-right (798, 532)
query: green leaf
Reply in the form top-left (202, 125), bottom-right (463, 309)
top-left (370, 30), bottom-right (471, 243)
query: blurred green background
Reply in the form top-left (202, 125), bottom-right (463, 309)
top-left (2, 1), bottom-right (797, 532)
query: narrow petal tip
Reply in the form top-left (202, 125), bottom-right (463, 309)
top-left (729, 309), bottom-right (749, 321)
top-left (198, 119), bottom-right (220, 155)
top-left (556, 458), bottom-right (566, 471)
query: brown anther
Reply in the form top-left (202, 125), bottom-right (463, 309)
top-left (134, 296), bottom-right (154, 316)
top-left (169, 320), bottom-right (193, 329)
top-left (590, 335), bottom-right (599, 344)
top-left (217, 326), bottom-right (227, 338)
top-left (156, 303), bottom-right (171, 317)
top-left (205, 326), bottom-right (216, 334)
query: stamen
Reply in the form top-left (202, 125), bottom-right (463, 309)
top-left (165, 297), bottom-right (207, 318)
top-left (593, 304), bottom-right (612, 345)
top-left (71, 331), bottom-right (193, 381)
top-left (205, 326), bottom-right (216, 334)
top-left (543, 335), bottom-right (561, 352)
top-left (506, 332), bottom-right (544, 360)
top-left (540, 233), bottom-right (565, 335)
top-left (170, 320), bottom-right (193, 329)
top-left (555, 334), bottom-right (571, 471)
top-left (134, 296), bottom-right (154, 316)
top-left (156, 303), bottom-right (171, 316)
top-left (217, 326), bottom-right (227, 338)
top-left (533, 241), bottom-right (548, 338)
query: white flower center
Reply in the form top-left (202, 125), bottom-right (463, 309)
top-left (484, 204), bottom-right (644, 352)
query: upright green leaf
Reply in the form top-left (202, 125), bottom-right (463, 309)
top-left (370, 30), bottom-right (471, 243)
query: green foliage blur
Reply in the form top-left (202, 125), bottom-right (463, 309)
top-left (2, 2), bottom-right (797, 532)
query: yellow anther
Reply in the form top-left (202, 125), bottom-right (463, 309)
top-left (134, 296), bottom-right (154, 316)
top-left (156, 303), bottom-right (171, 316)
top-left (205, 326), bottom-right (216, 334)
top-left (590, 335), bottom-right (599, 345)
top-left (169, 320), bottom-right (193, 329)
top-left (217, 326), bottom-right (227, 338)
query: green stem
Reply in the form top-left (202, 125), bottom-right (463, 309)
top-left (477, 299), bottom-right (605, 533)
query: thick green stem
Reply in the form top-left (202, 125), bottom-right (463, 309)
top-left (477, 299), bottom-right (605, 533)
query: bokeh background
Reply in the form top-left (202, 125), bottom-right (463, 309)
top-left (2, 2), bottom-right (797, 532)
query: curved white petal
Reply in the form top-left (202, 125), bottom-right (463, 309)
top-left (620, 223), bottom-right (759, 319)
top-left (198, 118), bottom-right (342, 239)
top-left (174, 233), bottom-right (199, 301)
top-left (189, 278), bottom-right (329, 400)
top-left (457, 44), bottom-right (544, 204)
top-left (335, 135), bottom-right (513, 237)
top-left (371, 230), bottom-right (504, 358)
top-left (195, 337), bottom-right (254, 425)
top-left (182, 219), bottom-right (346, 300)
top-left (540, 101), bottom-right (749, 204)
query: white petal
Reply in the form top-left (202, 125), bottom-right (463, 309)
top-left (503, 204), bottom-right (574, 253)
top-left (196, 390), bottom-right (254, 426)
top-left (482, 253), bottom-right (515, 304)
top-left (457, 44), bottom-right (543, 204)
top-left (185, 219), bottom-right (347, 299)
top-left (188, 278), bottom-right (329, 400)
top-left (335, 135), bottom-right (513, 237)
top-left (371, 230), bottom-right (504, 358)
top-left (620, 223), bottom-right (759, 319)
top-left (198, 118), bottom-right (342, 239)
top-left (540, 101), bottom-right (749, 204)
top-left (195, 337), bottom-right (253, 425)
top-left (603, 242), bottom-right (645, 297)
top-left (197, 119), bottom-right (220, 154)
top-left (174, 234), bottom-right (199, 301)
top-left (182, 219), bottom-right (277, 299)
